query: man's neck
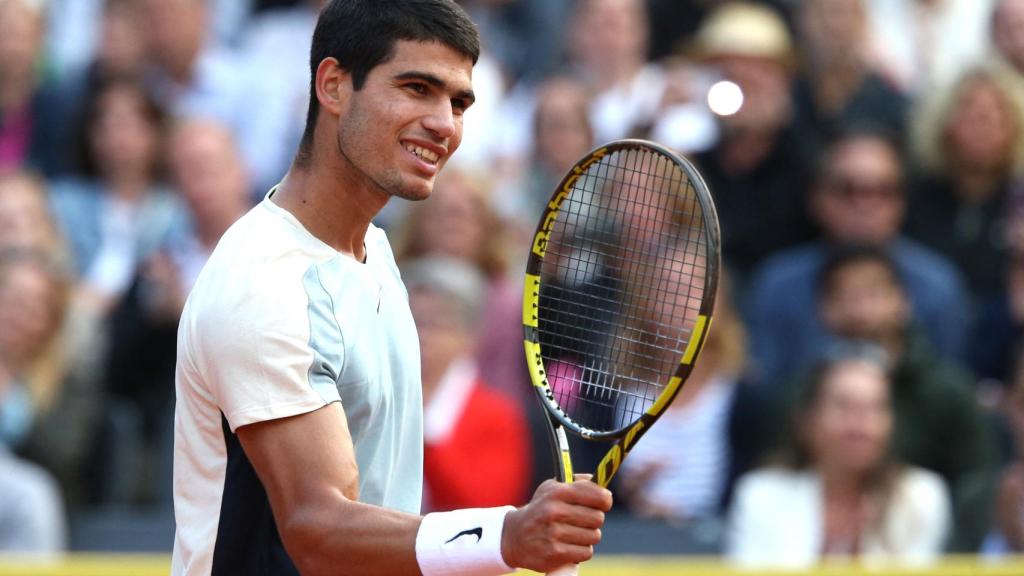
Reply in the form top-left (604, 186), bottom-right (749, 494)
top-left (272, 160), bottom-right (390, 261)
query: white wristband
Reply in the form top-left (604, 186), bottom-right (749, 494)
top-left (416, 506), bottom-right (518, 576)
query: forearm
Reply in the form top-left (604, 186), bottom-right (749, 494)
top-left (284, 496), bottom-right (423, 576)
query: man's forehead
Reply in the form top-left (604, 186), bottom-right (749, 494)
top-left (387, 40), bottom-right (474, 78)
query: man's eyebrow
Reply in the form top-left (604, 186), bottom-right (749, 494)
top-left (393, 71), bottom-right (476, 104)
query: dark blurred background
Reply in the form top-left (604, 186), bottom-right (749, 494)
top-left (2, 0), bottom-right (1024, 566)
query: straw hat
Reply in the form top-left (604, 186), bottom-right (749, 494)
top-left (689, 2), bottom-right (794, 67)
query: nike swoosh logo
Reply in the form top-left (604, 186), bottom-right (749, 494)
top-left (445, 527), bottom-right (483, 544)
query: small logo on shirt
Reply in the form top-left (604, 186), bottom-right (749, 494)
top-left (445, 527), bottom-right (483, 544)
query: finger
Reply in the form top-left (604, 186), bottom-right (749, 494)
top-left (540, 544), bottom-right (595, 570)
top-left (552, 524), bottom-right (603, 547)
top-left (559, 543), bottom-right (595, 565)
top-left (560, 481), bottom-right (614, 511)
top-left (544, 500), bottom-right (606, 532)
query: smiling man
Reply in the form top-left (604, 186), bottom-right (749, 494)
top-left (170, 2), bottom-right (611, 575)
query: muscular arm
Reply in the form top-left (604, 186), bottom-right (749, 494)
top-left (238, 403), bottom-right (422, 576)
top-left (238, 403), bottom-right (612, 575)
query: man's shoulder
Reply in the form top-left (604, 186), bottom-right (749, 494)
top-left (188, 204), bottom-right (334, 319)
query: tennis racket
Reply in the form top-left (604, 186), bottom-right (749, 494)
top-left (521, 139), bottom-right (720, 575)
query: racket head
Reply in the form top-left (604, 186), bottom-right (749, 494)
top-left (522, 139), bottom-right (720, 443)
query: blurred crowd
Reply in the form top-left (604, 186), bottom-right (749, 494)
top-left (2, 0), bottom-right (1024, 566)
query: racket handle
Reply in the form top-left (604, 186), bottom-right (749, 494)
top-left (547, 564), bottom-right (579, 576)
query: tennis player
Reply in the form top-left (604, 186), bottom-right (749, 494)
top-left (171, 1), bottom-right (611, 575)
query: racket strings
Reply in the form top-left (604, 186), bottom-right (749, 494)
top-left (537, 148), bottom-right (708, 433)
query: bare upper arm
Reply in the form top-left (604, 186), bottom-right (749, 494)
top-left (237, 403), bottom-right (360, 522)
top-left (235, 403), bottom-right (425, 576)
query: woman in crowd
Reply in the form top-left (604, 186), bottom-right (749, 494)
top-left (392, 168), bottom-right (526, 404)
top-left (617, 279), bottom-right (747, 521)
top-left (0, 175), bottom-right (103, 508)
top-left (0, 171), bottom-right (65, 256)
top-left (49, 76), bottom-right (187, 317)
top-left (0, 248), bottom-right (72, 551)
top-left (727, 347), bottom-right (950, 566)
top-left (907, 65), bottom-right (1024, 300)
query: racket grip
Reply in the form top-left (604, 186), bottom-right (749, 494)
top-left (547, 564), bottom-right (579, 576)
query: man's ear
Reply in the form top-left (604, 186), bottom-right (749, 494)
top-left (314, 57), bottom-right (350, 116)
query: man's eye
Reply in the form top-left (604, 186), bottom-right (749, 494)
top-left (408, 84), bottom-right (427, 95)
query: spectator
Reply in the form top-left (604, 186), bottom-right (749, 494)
top-left (0, 171), bottom-right (65, 257)
top-left (864, 0), bottom-right (994, 93)
top-left (494, 74), bottom-right (594, 230)
top-left (0, 176), bottom-right (103, 509)
top-left (435, 6), bottom-right (555, 172)
top-left (163, 119), bottom-right (253, 293)
top-left (392, 169), bottom-right (525, 405)
top-left (141, 0), bottom-right (286, 192)
top-left (487, 0), bottom-right (651, 185)
top-left (791, 0), bottom-right (908, 164)
top-left (50, 76), bottom-right (188, 316)
top-left (97, 119), bottom-right (249, 504)
top-left (907, 65), bottom-right (1024, 300)
top-left (0, 444), bottom-right (64, 552)
top-left (727, 346), bottom-right (950, 566)
top-left (993, 0), bottom-right (1024, 78)
top-left (46, 0), bottom-right (255, 77)
top-left (814, 246), bottom-right (996, 551)
top-left (0, 250), bottom-right (70, 454)
top-left (689, 2), bottom-right (815, 283)
top-left (103, 118), bottom-right (249, 475)
top-left (747, 129), bottom-right (969, 384)
top-left (405, 256), bottom-right (532, 512)
top-left (565, 0), bottom-right (664, 144)
top-left (48, 0), bottom-right (150, 177)
top-left (617, 280), bottom-right (746, 521)
top-left (0, 249), bottom-right (71, 551)
top-left (238, 0), bottom-right (325, 199)
top-left (0, 0), bottom-right (60, 173)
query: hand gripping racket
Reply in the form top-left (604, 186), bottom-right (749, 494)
top-left (521, 140), bottom-right (720, 575)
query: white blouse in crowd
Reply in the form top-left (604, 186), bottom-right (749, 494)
top-left (726, 466), bottom-right (950, 568)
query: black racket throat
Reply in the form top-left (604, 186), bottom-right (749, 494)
top-left (522, 139), bottom-right (721, 488)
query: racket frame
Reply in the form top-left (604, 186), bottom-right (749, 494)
top-left (522, 139), bottom-right (721, 488)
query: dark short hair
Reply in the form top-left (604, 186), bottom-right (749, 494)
top-left (296, 0), bottom-right (480, 162)
top-left (75, 75), bottom-right (168, 180)
top-left (814, 123), bottom-right (905, 187)
top-left (816, 244), bottom-right (904, 298)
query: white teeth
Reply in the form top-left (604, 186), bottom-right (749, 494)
top-left (405, 143), bottom-right (439, 163)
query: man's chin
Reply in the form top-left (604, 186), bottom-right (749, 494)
top-left (392, 183), bottom-right (434, 202)
top-left (391, 175), bottom-right (438, 201)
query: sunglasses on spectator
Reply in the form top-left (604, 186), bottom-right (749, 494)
top-left (822, 175), bottom-right (903, 201)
